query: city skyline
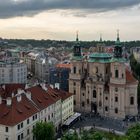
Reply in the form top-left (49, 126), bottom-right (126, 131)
top-left (0, 0), bottom-right (140, 41)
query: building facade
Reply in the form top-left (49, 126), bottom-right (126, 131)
top-left (0, 58), bottom-right (27, 84)
top-left (0, 84), bottom-right (73, 140)
top-left (49, 64), bottom-right (71, 91)
top-left (69, 33), bottom-right (138, 119)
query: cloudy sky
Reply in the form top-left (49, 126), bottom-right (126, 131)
top-left (0, 0), bottom-right (140, 41)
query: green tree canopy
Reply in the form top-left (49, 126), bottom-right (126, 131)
top-left (126, 123), bottom-right (140, 140)
top-left (33, 121), bottom-right (55, 140)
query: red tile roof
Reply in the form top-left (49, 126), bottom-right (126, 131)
top-left (0, 84), bottom-right (73, 126)
top-left (0, 95), bottom-right (38, 126)
top-left (53, 88), bottom-right (73, 101)
top-left (126, 69), bottom-right (138, 84)
top-left (56, 64), bottom-right (72, 69)
top-left (0, 84), bottom-right (25, 98)
top-left (27, 85), bottom-right (60, 110)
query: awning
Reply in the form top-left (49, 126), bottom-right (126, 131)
top-left (63, 112), bottom-right (81, 126)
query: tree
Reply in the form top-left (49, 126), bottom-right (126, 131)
top-left (126, 123), bottom-right (140, 140)
top-left (33, 121), bottom-right (55, 140)
top-left (61, 131), bottom-right (79, 140)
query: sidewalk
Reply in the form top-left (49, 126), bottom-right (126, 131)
top-left (81, 126), bottom-right (125, 136)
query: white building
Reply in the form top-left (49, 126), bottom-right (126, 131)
top-left (0, 84), bottom-right (74, 140)
top-left (0, 58), bottom-right (27, 84)
top-left (25, 51), bottom-right (51, 82)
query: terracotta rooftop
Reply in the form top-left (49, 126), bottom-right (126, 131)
top-left (0, 84), bottom-right (25, 98)
top-left (56, 64), bottom-right (72, 69)
top-left (27, 85), bottom-right (60, 110)
top-left (126, 69), bottom-right (138, 84)
top-left (0, 95), bottom-right (38, 126)
top-left (53, 88), bottom-right (73, 101)
top-left (0, 84), bottom-right (73, 126)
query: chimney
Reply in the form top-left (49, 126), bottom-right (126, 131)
top-left (55, 83), bottom-right (60, 90)
top-left (50, 84), bottom-right (54, 89)
top-left (6, 97), bottom-right (12, 106)
top-left (40, 83), bottom-right (47, 91)
top-left (26, 91), bottom-right (31, 100)
top-left (0, 96), bottom-right (2, 104)
top-left (17, 94), bottom-right (22, 102)
top-left (2, 84), bottom-right (5, 90)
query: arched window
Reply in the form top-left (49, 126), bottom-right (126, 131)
top-left (115, 69), bottom-right (119, 78)
top-left (93, 90), bottom-right (96, 98)
top-left (73, 67), bottom-right (76, 74)
top-left (130, 97), bottom-right (134, 105)
top-left (96, 67), bottom-right (98, 73)
top-left (99, 101), bottom-right (102, 107)
top-left (115, 108), bottom-right (118, 114)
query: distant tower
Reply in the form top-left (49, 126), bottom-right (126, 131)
top-left (100, 34), bottom-right (102, 42)
top-left (73, 31), bottom-right (82, 57)
top-left (114, 30), bottom-right (122, 58)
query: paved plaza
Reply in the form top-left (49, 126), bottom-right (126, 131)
top-left (71, 113), bottom-right (138, 134)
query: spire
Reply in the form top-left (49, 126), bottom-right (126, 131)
top-left (100, 33), bottom-right (102, 42)
top-left (117, 29), bottom-right (120, 42)
top-left (76, 30), bottom-right (79, 42)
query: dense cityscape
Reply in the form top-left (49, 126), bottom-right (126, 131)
top-left (0, 0), bottom-right (140, 140)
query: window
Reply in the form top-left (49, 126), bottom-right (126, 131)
top-left (74, 90), bottom-right (76, 95)
top-left (52, 113), bottom-right (53, 118)
top-left (73, 67), bottom-right (76, 74)
top-left (82, 102), bottom-right (85, 107)
top-left (27, 119), bottom-right (29, 124)
top-left (74, 100), bottom-right (76, 105)
top-left (17, 124), bottom-right (20, 130)
top-left (5, 138), bottom-right (8, 140)
top-left (48, 115), bottom-right (50, 120)
top-left (99, 101), bottom-right (102, 107)
top-left (32, 116), bottom-right (35, 121)
top-left (73, 82), bottom-right (76, 86)
top-left (105, 106), bottom-right (108, 111)
top-left (122, 73), bottom-right (124, 78)
top-left (115, 69), bottom-right (119, 78)
top-left (93, 90), bottom-right (96, 98)
top-left (115, 108), bottom-right (118, 114)
top-left (21, 133), bottom-right (23, 139)
top-left (5, 127), bottom-right (8, 132)
top-left (115, 87), bottom-right (118, 92)
top-left (115, 96), bottom-right (118, 102)
top-left (35, 114), bottom-right (37, 119)
top-left (96, 67), bottom-right (98, 73)
top-left (27, 129), bottom-right (30, 135)
top-left (21, 122), bottom-right (23, 128)
top-left (105, 97), bottom-right (108, 100)
top-left (130, 97), bottom-right (134, 105)
top-left (87, 99), bottom-right (89, 104)
top-left (82, 93), bottom-right (84, 96)
top-left (17, 135), bottom-right (20, 140)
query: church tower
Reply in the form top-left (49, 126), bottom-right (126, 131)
top-left (69, 32), bottom-right (84, 111)
top-left (73, 31), bottom-right (82, 57)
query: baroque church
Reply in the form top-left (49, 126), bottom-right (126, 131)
top-left (69, 32), bottom-right (138, 119)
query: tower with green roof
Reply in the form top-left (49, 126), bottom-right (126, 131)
top-left (114, 30), bottom-right (122, 58)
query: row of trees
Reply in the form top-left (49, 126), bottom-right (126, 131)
top-left (33, 121), bottom-right (140, 140)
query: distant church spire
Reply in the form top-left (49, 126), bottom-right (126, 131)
top-left (114, 29), bottom-right (122, 58)
top-left (117, 29), bottom-right (120, 42)
top-left (100, 33), bottom-right (102, 42)
top-left (76, 31), bottom-right (79, 42)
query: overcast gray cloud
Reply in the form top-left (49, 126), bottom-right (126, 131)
top-left (0, 0), bottom-right (140, 18)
